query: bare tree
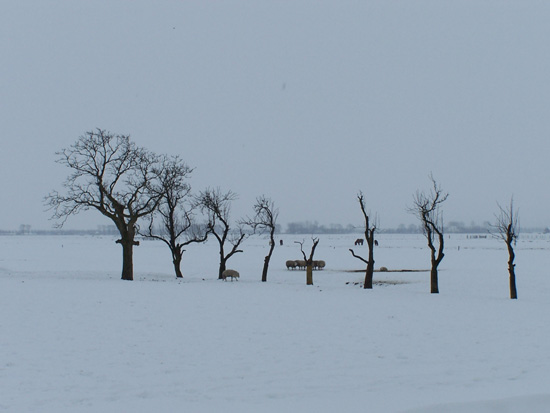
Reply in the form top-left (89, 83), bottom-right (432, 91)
top-left (410, 175), bottom-right (448, 294)
top-left (196, 188), bottom-right (246, 279)
top-left (349, 192), bottom-right (377, 289)
top-left (295, 238), bottom-right (320, 285)
top-left (491, 198), bottom-right (519, 299)
top-left (242, 196), bottom-right (279, 282)
top-left (140, 155), bottom-right (209, 278)
top-left (45, 129), bottom-right (163, 281)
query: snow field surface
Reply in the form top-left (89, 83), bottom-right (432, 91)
top-left (1, 233), bottom-right (550, 412)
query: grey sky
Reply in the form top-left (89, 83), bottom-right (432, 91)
top-left (2, 1), bottom-right (550, 230)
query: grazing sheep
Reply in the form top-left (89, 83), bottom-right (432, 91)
top-left (286, 260), bottom-right (297, 270)
top-left (355, 238), bottom-right (364, 246)
top-left (295, 260), bottom-right (306, 270)
top-left (379, 266), bottom-right (388, 272)
top-left (222, 269), bottom-right (240, 281)
top-left (317, 260), bottom-right (326, 270)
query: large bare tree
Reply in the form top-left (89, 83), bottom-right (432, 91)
top-left (349, 192), bottom-right (377, 289)
top-left (491, 198), bottom-right (519, 299)
top-left (295, 238), bottom-right (320, 285)
top-left (45, 129), bottom-right (163, 281)
top-left (140, 155), bottom-right (209, 278)
top-left (196, 188), bottom-right (246, 279)
top-left (242, 195), bottom-right (279, 282)
top-left (410, 175), bottom-right (448, 294)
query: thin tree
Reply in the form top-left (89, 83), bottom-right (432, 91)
top-left (196, 188), bottom-right (246, 279)
top-left (45, 129), bottom-right (163, 281)
top-left (410, 175), bottom-right (448, 294)
top-left (349, 192), bottom-right (377, 289)
top-left (140, 155), bottom-right (209, 278)
top-left (295, 237), bottom-right (320, 285)
top-left (242, 196), bottom-right (279, 282)
top-left (491, 198), bottom-right (519, 299)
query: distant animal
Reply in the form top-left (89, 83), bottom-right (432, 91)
top-left (295, 260), bottom-right (306, 270)
top-left (375, 240), bottom-right (379, 246)
top-left (280, 239), bottom-right (284, 246)
top-left (286, 260), bottom-right (297, 270)
top-left (222, 269), bottom-right (240, 281)
top-left (355, 238), bottom-right (364, 246)
top-left (379, 266), bottom-right (388, 272)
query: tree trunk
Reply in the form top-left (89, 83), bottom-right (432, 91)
top-left (364, 239), bottom-right (375, 289)
top-left (508, 244), bottom-right (517, 299)
top-left (173, 253), bottom-right (183, 278)
top-left (262, 237), bottom-right (275, 282)
top-left (364, 261), bottom-right (374, 289)
top-left (430, 266), bottom-right (439, 294)
top-left (509, 266), bottom-right (517, 299)
top-left (219, 259), bottom-right (226, 280)
top-left (120, 240), bottom-right (134, 281)
top-left (306, 264), bottom-right (313, 285)
top-left (429, 242), bottom-right (441, 294)
top-left (262, 256), bottom-right (270, 282)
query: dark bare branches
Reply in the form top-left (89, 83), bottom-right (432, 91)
top-left (196, 188), bottom-right (246, 279)
top-left (242, 195), bottom-right (279, 282)
top-left (491, 198), bottom-right (519, 245)
top-left (349, 249), bottom-right (369, 265)
top-left (295, 237), bottom-right (319, 285)
top-left (139, 155), bottom-right (208, 278)
top-left (243, 195), bottom-right (279, 236)
top-left (349, 191), bottom-right (378, 289)
top-left (409, 174), bottom-right (448, 293)
top-left (491, 197), bottom-right (519, 299)
top-left (45, 129), bottom-right (163, 280)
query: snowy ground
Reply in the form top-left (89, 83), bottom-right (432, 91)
top-left (1, 233), bottom-right (550, 412)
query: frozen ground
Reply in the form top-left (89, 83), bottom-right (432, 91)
top-left (1, 233), bottom-right (550, 412)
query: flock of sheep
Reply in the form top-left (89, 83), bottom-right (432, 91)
top-left (285, 260), bottom-right (326, 270)
top-left (221, 260), bottom-right (327, 282)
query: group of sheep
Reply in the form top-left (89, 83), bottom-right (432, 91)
top-left (222, 260), bottom-right (327, 281)
top-left (286, 260), bottom-right (326, 270)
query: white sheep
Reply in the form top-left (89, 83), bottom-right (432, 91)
top-left (286, 260), bottom-right (297, 270)
top-left (222, 269), bottom-right (240, 281)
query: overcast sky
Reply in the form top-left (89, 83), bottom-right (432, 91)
top-left (2, 1), bottom-right (550, 230)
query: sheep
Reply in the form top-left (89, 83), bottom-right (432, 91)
top-left (317, 260), bottom-right (326, 270)
top-left (355, 238), bottom-right (364, 246)
top-left (286, 260), bottom-right (297, 270)
top-left (295, 260), bottom-right (306, 270)
top-left (222, 269), bottom-right (240, 281)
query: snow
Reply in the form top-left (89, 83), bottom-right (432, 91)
top-left (1, 233), bottom-right (550, 412)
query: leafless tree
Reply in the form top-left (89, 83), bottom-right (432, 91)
top-left (349, 192), bottom-right (377, 289)
top-left (295, 237), bottom-right (320, 285)
top-left (491, 198), bottom-right (519, 299)
top-left (242, 196), bottom-right (279, 282)
top-left (140, 155), bottom-right (209, 278)
top-left (410, 175), bottom-right (448, 294)
top-left (45, 129), bottom-right (163, 281)
top-left (196, 188), bottom-right (246, 279)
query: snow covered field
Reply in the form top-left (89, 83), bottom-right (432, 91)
top-left (1, 233), bottom-right (550, 412)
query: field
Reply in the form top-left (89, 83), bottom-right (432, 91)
top-left (1, 233), bottom-right (550, 412)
